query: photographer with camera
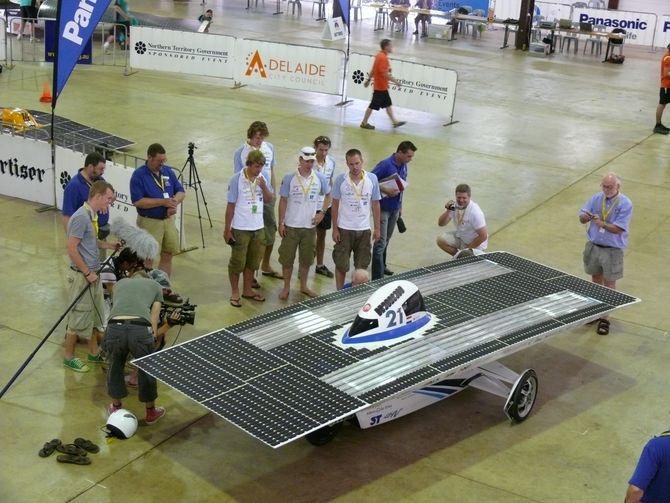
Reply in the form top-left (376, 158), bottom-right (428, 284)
top-left (436, 184), bottom-right (488, 257)
top-left (102, 246), bottom-right (166, 425)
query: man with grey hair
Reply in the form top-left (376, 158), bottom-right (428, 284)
top-left (579, 172), bottom-right (633, 335)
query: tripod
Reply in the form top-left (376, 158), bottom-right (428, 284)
top-left (180, 142), bottom-right (212, 249)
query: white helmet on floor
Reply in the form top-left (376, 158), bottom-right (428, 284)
top-left (106, 409), bottom-right (138, 439)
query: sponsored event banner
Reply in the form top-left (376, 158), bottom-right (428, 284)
top-left (347, 53), bottom-right (457, 121)
top-left (0, 135), bottom-right (54, 206)
top-left (234, 39), bottom-right (345, 95)
top-left (130, 26), bottom-right (235, 79)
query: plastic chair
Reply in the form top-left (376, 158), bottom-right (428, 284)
top-left (311, 0), bottom-right (326, 18)
top-left (464, 9), bottom-right (485, 38)
top-left (583, 24), bottom-right (604, 56)
top-left (587, 0), bottom-right (605, 8)
top-left (352, 0), bottom-right (362, 21)
top-left (608, 28), bottom-right (625, 57)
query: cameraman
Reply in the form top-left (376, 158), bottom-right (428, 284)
top-left (102, 248), bottom-right (166, 425)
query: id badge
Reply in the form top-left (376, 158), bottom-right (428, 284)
top-left (163, 192), bottom-right (170, 199)
top-left (252, 204), bottom-right (258, 214)
top-left (598, 227), bottom-right (605, 234)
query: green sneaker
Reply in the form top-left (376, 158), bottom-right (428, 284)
top-left (63, 357), bottom-right (90, 373)
top-left (87, 353), bottom-right (105, 364)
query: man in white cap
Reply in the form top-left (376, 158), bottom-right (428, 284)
top-left (277, 147), bottom-right (331, 300)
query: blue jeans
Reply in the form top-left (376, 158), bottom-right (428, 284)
top-left (372, 209), bottom-right (399, 280)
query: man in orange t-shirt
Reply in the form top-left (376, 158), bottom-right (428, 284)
top-left (654, 43), bottom-right (670, 135)
top-left (360, 39), bottom-right (405, 130)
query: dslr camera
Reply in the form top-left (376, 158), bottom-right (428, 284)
top-left (161, 299), bottom-right (197, 326)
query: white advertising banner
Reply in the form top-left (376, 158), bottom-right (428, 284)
top-left (234, 39), bottom-right (344, 95)
top-left (493, 0), bottom-right (521, 22)
top-left (129, 26), bottom-right (235, 79)
top-left (54, 148), bottom-right (138, 226)
top-left (347, 54), bottom-right (458, 121)
top-left (573, 8), bottom-right (657, 47)
top-left (535, 2), bottom-right (572, 23)
top-left (0, 135), bottom-right (54, 206)
top-left (656, 15), bottom-right (670, 48)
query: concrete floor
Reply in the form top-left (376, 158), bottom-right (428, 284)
top-left (1, 1), bottom-right (669, 502)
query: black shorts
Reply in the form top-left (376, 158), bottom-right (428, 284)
top-left (660, 88), bottom-right (670, 105)
top-left (369, 90), bottom-right (392, 111)
top-left (20, 6), bottom-right (38, 20)
top-left (316, 207), bottom-right (332, 230)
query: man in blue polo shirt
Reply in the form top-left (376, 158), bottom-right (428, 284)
top-left (370, 140), bottom-right (416, 281)
top-left (626, 430), bottom-right (670, 503)
top-left (130, 143), bottom-right (185, 277)
top-left (578, 172), bottom-right (633, 336)
top-left (62, 152), bottom-right (109, 237)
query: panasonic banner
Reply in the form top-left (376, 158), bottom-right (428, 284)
top-left (55, 0), bottom-right (112, 100)
top-left (129, 27), bottom-right (235, 80)
top-left (574, 8), bottom-right (657, 47)
top-left (347, 53), bottom-right (458, 122)
top-left (234, 39), bottom-right (345, 95)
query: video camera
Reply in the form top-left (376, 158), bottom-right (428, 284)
top-left (161, 299), bottom-right (197, 326)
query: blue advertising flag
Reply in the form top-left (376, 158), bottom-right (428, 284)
top-left (54, 0), bottom-right (112, 101)
top-left (337, 0), bottom-right (350, 26)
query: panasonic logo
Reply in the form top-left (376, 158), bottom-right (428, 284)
top-left (62, 0), bottom-right (98, 45)
top-left (578, 13), bottom-right (647, 30)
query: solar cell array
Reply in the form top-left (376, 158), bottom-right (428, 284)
top-left (133, 252), bottom-right (638, 448)
top-left (1, 107), bottom-right (134, 151)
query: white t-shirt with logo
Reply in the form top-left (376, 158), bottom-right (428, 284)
top-left (227, 170), bottom-right (268, 231)
top-left (233, 141), bottom-right (275, 193)
top-left (279, 171), bottom-right (330, 229)
top-left (314, 154), bottom-right (336, 209)
top-left (331, 171), bottom-right (382, 231)
top-left (449, 200), bottom-right (488, 250)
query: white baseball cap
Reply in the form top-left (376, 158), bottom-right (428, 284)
top-left (300, 146), bottom-right (316, 161)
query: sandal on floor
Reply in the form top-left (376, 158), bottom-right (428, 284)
top-left (597, 318), bottom-right (610, 335)
top-left (229, 297), bottom-right (242, 308)
top-left (241, 293), bottom-right (265, 302)
top-left (38, 438), bottom-right (62, 458)
top-left (261, 270), bottom-right (283, 280)
top-left (57, 443), bottom-right (87, 456)
top-left (74, 438), bottom-right (100, 454)
top-left (252, 279), bottom-right (261, 289)
top-left (57, 454), bottom-right (91, 465)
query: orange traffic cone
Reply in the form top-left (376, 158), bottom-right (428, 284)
top-left (39, 82), bottom-right (52, 103)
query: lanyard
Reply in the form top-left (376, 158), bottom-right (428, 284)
top-left (83, 202), bottom-right (99, 237)
top-left (347, 171), bottom-right (366, 201)
top-left (295, 170), bottom-right (315, 198)
top-left (456, 208), bottom-right (465, 226)
top-left (601, 194), bottom-right (620, 222)
top-left (151, 170), bottom-right (165, 192)
top-left (243, 168), bottom-right (258, 203)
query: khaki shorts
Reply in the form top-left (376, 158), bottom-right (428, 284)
top-left (583, 241), bottom-right (624, 281)
top-left (263, 202), bottom-right (277, 247)
top-left (332, 228), bottom-right (372, 273)
top-left (66, 271), bottom-right (105, 338)
top-left (441, 231), bottom-right (467, 250)
top-left (137, 215), bottom-right (180, 255)
top-left (278, 226), bottom-right (316, 267)
top-left (228, 228), bottom-right (264, 274)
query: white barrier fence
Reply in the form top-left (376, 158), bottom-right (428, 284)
top-left (347, 53), bottom-right (458, 123)
top-left (128, 27), bottom-right (455, 119)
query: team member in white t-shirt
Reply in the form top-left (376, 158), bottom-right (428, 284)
top-left (436, 183), bottom-right (488, 257)
top-left (225, 150), bottom-right (274, 308)
top-left (313, 135), bottom-right (337, 279)
top-left (331, 149), bottom-right (382, 290)
top-left (233, 121), bottom-right (281, 281)
top-left (277, 147), bottom-right (331, 300)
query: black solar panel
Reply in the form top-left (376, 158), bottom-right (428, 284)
top-left (133, 252), bottom-right (639, 448)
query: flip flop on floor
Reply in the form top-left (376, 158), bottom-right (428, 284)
top-left (57, 454), bottom-right (91, 465)
top-left (252, 279), bottom-right (261, 289)
top-left (241, 293), bottom-right (265, 302)
top-left (38, 438), bottom-right (62, 458)
top-left (597, 318), bottom-right (610, 335)
top-left (57, 443), bottom-right (87, 456)
top-left (261, 270), bottom-right (283, 279)
top-left (230, 297), bottom-right (242, 308)
top-left (74, 438), bottom-right (100, 454)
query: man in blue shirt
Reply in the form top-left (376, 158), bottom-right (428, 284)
top-left (130, 144), bottom-right (185, 277)
top-left (626, 431), bottom-right (670, 503)
top-left (578, 172), bottom-right (633, 335)
top-left (62, 152), bottom-right (109, 234)
top-left (370, 141), bottom-right (417, 281)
